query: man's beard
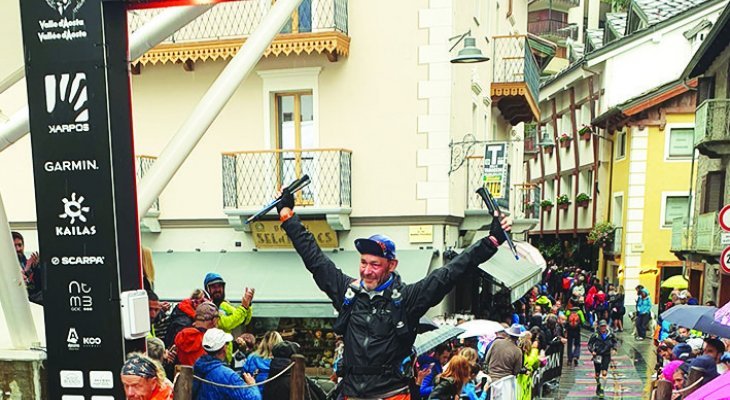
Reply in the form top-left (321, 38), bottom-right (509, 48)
top-left (211, 292), bottom-right (224, 306)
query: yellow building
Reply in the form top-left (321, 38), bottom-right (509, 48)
top-left (593, 79), bottom-right (697, 302)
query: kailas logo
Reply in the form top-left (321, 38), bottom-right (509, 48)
top-left (45, 0), bottom-right (86, 18)
top-left (56, 192), bottom-right (96, 236)
top-left (68, 281), bottom-right (93, 312)
top-left (45, 73), bottom-right (89, 134)
top-left (67, 327), bottom-right (80, 350)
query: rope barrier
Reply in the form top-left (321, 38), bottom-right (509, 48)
top-left (192, 362), bottom-right (295, 389)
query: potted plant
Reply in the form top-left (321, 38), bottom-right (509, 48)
top-left (588, 222), bottom-right (616, 248)
top-left (540, 199), bottom-right (554, 212)
top-left (559, 133), bottom-right (572, 148)
top-left (576, 193), bottom-right (591, 208)
top-left (579, 125), bottom-right (593, 140)
top-left (556, 194), bottom-right (571, 210)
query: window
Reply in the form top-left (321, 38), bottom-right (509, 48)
top-left (579, 170), bottom-right (593, 195)
top-left (701, 171), bottom-right (725, 214)
top-left (663, 196), bottom-right (690, 227)
top-left (612, 194), bottom-right (624, 227)
top-left (616, 131), bottom-right (627, 159)
top-left (667, 127), bottom-right (694, 159)
top-left (275, 91), bottom-right (315, 203)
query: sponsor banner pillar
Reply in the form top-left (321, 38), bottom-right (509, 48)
top-left (17, 0), bottom-right (143, 398)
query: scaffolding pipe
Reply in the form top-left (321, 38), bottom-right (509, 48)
top-left (0, 4), bottom-right (214, 152)
top-left (0, 192), bottom-right (38, 349)
top-left (137, 0), bottom-right (303, 214)
top-left (0, 66), bottom-right (25, 95)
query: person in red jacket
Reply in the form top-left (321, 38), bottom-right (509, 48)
top-left (175, 302), bottom-right (220, 366)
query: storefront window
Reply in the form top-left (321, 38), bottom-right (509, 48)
top-left (247, 317), bottom-right (338, 368)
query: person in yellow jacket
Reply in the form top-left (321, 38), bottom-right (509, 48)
top-left (204, 272), bottom-right (255, 361)
top-left (516, 331), bottom-right (540, 400)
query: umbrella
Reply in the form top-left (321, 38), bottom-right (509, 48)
top-left (413, 325), bottom-right (464, 355)
top-left (418, 316), bottom-right (439, 333)
top-left (715, 301), bottom-right (730, 326)
top-left (661, 305), bottom-right (730, 338)
top-left (684, 369), bottom-right (730, 400)
top-left (456, 319), bottom-right (504, 339)
top-left (661, 275), bottom-right (689, 289)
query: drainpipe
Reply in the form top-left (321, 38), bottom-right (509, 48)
top-left (0, 192), bottom-right (38, 349)
top-left (0, 4), bottom-right (214, 152)
top-left (137, 0), bottom-right (304, 213)
top-left (0, 67), bottom-right (24, 96)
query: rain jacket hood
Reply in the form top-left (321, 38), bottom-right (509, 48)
top-left (174, 326), bottom-right (206, 366)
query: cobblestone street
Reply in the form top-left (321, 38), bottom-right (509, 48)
top-left (549, 329), bottom-right (656, 399)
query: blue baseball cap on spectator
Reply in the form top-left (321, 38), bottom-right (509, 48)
top-left (690, 355), bottom-right (719, 382)
top-left (673, 343), bottom-right (692, 361)
top-left (355, 234), bottom-right (397, 260)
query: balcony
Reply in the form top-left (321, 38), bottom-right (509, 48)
top-left (528, 20), bottom-right (578, 42)
top-left (695, 99), bottom-right (730, 158)
top-left (136, 155), bottom-right (161, 232)
top-left (670, 217), bottom-right (693, 253)
top-left (603, 227), bottom-right (623, 257)
top-left (222, 149), bottom-right (352, 231)
top-left (694, 212), bottom-right (723, 255)
top-left (491, 35), bottom-right (541, 126)
top-left (524, 123), bottom-right (539, 158)
top-left (128, 0), bottom-right (350, 66)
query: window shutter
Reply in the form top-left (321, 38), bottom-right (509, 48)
top-left (705, 172), bottom-right (725, 213)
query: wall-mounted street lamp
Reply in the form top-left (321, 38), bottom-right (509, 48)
top-left (449, 30), bottom-right (490, 64)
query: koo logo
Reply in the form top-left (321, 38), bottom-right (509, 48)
top-left (45, 73), bottom-right (89, 134)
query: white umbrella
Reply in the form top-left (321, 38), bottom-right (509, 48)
top-left (457, 319), bottom-right (504, 339)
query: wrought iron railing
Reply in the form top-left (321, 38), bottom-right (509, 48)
top-left (135, 155), bottom-right (159, 212)
top-left (695, 99), bottom-right (730, 147)
top-left (492, 35), bottom-right (540, 105)
top-left (222, 149), bottom-right (352, 210)
top-left (671, 216), bottom-right (693, 252)
top-left (128, 0), bottom-right (348, 44)
top-left (528, 20), bottom-right (578, 40)
top-left (466, 156), bottom-right (511, 210)
top-left (524, 123), bottom-right (539, 154)
top-left (694, 212), bottom-right (722, 254)
top-left (515, 184), bottom-right (541, 219)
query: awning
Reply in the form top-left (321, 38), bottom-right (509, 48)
top-left (514, 241), bottom-right (547, 272)
top-left (152, 250), bottom-right (436, 318)
top-left (478, 246), bottom-right (543, 304)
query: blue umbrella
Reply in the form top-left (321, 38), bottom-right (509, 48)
top-left (661, 305), bottom-right (730, 338)
top-left (413, 325), bottom-right (465, 355)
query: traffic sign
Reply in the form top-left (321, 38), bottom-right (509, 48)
top-left (719, 205), bottom-right (730, 232)
top-left (721, 246), bottom-right (730, 274)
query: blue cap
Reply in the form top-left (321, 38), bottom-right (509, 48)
top-left (355, 234), bottom-right (396, 260)
top-left (673, 343), bottom-right (692, 361)
top-left (203, 272), bottom-right (225, 289)
top-left (690, 355), bottom-right (719, 381)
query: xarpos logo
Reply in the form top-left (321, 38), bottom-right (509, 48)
top-left (44, 73), bottom-right (89, 134)
top-left (45, 0), bottom-right (86, 18)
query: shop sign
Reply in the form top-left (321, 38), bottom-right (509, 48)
top-left (409, 225), bottom-right (433, 243)
top-left (18, 0), bottom-right (143, 398)
top-left (251, 220), bottom-right (338, 249)
top-left (483, 143), bottom-right (508, 201)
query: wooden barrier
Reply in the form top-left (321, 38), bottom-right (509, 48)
top-left (290, 354), bottom-right (307, 400)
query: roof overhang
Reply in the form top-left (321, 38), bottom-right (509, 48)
top-left (683, 3), bottom-right (730, 78)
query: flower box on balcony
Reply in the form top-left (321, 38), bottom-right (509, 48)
top-left (541, 200), bottom-right (554, 213)
top-left (576, 193), bottom-right (590, 208)
top-left (579, 125), bottom-right (593, 140)
top-left (556, 194), bottom-right (571, 210)
top-left (559, 134), bottom-right (572, 148)
top-left (543, 145), bottom-right (554, 155)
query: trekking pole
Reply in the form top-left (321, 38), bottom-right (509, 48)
top-left (246, 175), bottom-right (311, 223)
top-left (475, 187), bottom-right (519, 260)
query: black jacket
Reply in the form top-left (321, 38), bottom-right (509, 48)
top-left (263, 357), bottom-right (326, 400)
top-left (587, 331), bottom-right (617, 356)
top-left (427, 377), bottom-right (460, 400)
top-left (282, 215), bottom-right (498, 398)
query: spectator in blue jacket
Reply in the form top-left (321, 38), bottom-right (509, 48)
top-left (193, 328), bottom-right (261, 400)
top-left (242, 331), bottom-right (283, 395)
top-left (635, 286), bottom-right (652, 340)
top-left (419, 343), bottom-right (451, 397)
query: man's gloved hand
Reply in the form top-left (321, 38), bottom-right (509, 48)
top-left (488, 212), bottom-right (512, 245)
top-left (276, 191), bottom-right (295, 213)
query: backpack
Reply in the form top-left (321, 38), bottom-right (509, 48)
top-left (568, 312), bottom-right (580, 328)
top-left (562, 277), bottom-right (571, 290)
